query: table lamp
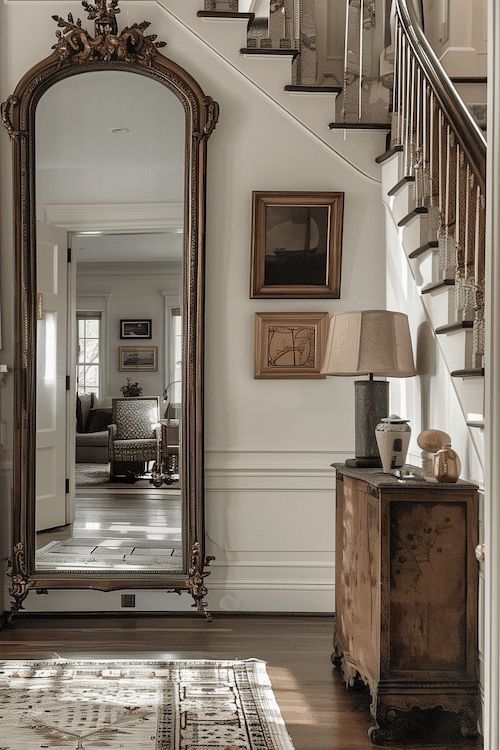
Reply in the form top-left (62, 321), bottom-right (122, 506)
top-left (321, 310), bottom-right (416, 468)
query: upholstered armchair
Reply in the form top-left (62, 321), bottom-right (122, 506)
top-left (108, 397), bottom-right (160, 479)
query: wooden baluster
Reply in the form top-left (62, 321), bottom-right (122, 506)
top-left (440, 126), bottom-right (457, 279)
top-left (463, 166), bottom-right (477, 322)
top-left (269, 0), bottom-right (286, 48)
top-left (455, 150), bottom-right (468, 319)
top-left (342, 0), bottom-right (350, 122)
top-left (429, 91), bottom-right (436, 207)
top-left (391, 20), bottom-right (400, 146)
top-left (473, 187), bottom-right (486, 366)
top-left (359, 0), bottom-right (364, 120)
top-left (404, 41), bottom-right (411, 175)
top-left (409, 54), bottom-right (416, 175)
top-left (414, 65), bottom-right (422, 205)
top-left (438, 110), bottom-right (445, 234)
top-left (422, 78), bottom-right (430, 205)
top-left (397, 21), bottom-right (403, 146)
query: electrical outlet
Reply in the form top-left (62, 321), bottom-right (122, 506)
top-left (121, 594), bottom-right (135, 608)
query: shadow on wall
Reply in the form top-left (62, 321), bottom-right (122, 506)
top-left (416, 320), bottom-right (437, 432)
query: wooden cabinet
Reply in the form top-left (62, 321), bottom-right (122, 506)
top-left (332, 465), bottom-right (479, 744)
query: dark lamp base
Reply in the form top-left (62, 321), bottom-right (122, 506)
top-left (345, 457), bottom-right (382, 469)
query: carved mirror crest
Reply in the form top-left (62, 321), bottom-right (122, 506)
top-left (2, 0), bottom-right (219, 617)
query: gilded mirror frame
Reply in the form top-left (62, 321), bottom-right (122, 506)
top-left (1, 2), bottom-right (219, 616)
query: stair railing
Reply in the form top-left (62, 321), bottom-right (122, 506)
top-left (392, 0), bottom-right (487, 368)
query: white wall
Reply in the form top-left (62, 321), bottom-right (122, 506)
top-left (0, 0), bottom-right (386, 613)
top-left (76, 261), bottom-right (182, 403)
top-left (423, 0), bottom-right (487, 77)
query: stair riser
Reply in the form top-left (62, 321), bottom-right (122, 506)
top-left (439, 330), bottom-right (474, 372)
top-left (411, 250), bottom-right (438, 288)
top-left (400, 214), bottom-right (430, 256)
top-left (381, 151), bottom-right (401, 196)
top-left (453, 81), bottom-right (487, 106)
top-left (390, 182), bottom-right (413, 225)
top-left (454, 378), bottom-right (485, 417)
top-left (421, 286), bottom-right (456, 330)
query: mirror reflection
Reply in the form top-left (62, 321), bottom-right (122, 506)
top-left (34, 71), bottom-right (185, 573)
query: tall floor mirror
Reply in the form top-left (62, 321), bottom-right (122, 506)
top-left (2, 1), bottom-right (218, 616)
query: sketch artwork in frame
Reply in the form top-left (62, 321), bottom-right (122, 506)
top-left (250, 191), bottom-right (344, 298)
top-left (254, 312), bottom-right (329, 379)
top-left (120, 319), bottom-right (152, 339)
top-left (119, 346), bottom-right (158, 372)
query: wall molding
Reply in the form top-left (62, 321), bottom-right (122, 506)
top-left (42, 202), bottom-right (184, 232)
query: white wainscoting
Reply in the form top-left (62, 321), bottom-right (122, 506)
top-left (204, 450), bottom-right (340, 612)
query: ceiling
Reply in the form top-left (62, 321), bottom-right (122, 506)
top-left (74, 232), bottom-right (183, 263)
top-left (36, 71), bottom-right (185, 207)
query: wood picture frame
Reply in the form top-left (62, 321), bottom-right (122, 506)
top-left (250, 191), bottom-right (344, 298)
top-left (119, 346), bottom-right (158, 372)
top-left (255, 312), bottom-right (329, 379)
top-left (120, 319), bottom-right (152, 339)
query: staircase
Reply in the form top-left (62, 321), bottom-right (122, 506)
top-left (189, 0), bottom-right (486, 455)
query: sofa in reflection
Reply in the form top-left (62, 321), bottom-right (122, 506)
top-left (76, 393), bottom-right (112, 464)
top-left (108, 396), bottom-right (160, 479)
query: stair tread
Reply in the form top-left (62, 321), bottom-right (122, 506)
top-left (408, 240), bottom-right (439, 259)
top-left (329, 122), bottom-right (390, 130)
top-left (435, 321), bottom-right (474, 334)
top-left (451, 368), bottom-right (485, 378)
top-left (285, 84), bottom-right (342, 93)
top-left (398, 206), bottom-right (428, 227)
top-left (240, 47), bottom-right (300, 59)
top-left (197, 10), bottom-right (254, 20)
top-left (451, 76), bottom-right (487, 84)
top-left (388, 175), bottom-right (415, 196)
top-left (375, 145), bottom-right (403, 163)
top-left (421, 278), bottom-right (455, 294)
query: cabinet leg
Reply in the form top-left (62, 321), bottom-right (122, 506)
top-left (459, 708), bottom-right (478, 739)
top-left (330, 651), bottom-right (342, 669)
top-left (368, 724), bottom-right (388, 745)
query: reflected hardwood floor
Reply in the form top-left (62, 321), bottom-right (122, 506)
top-left (0, 615), bottom-right (482, 750)
top-left (37, 489), bottom-right (182, 550)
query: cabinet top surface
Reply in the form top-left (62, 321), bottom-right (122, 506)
top-left (332, 464), bottom-right (479, 491)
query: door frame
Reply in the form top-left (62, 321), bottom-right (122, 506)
top-left (484, 0), bottom-right (500, 745)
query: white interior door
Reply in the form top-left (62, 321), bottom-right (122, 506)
top-left (36, 221), bottom-right (69, 532)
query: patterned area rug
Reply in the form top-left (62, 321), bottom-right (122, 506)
top-left (0, 660), bottom-right (293, 750)
top-left (36, 538), bottom-right (182, 571)
top-left (75, 463), bottom-right (180, 490)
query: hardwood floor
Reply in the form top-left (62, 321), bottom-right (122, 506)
top-left (37, 489), bottom-right (182, 549)
top-left (0, 615), bottom-right (482, 750)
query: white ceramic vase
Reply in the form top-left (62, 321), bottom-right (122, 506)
top-left (375, 415), bottom-right (411, 473)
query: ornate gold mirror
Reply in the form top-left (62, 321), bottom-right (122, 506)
top-left (2, 0), bottom-right (218, 616)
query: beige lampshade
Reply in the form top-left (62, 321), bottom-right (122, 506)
top-left (321, 310), bottom-right (416, 377)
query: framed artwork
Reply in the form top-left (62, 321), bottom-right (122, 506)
top-left (250, 191), bottom-right (344, 298)
top-left (120, 319), bottom-right (152, 339)
top-left (119, 346), bottom-right (158, 372)
top-left (254, 312), bottom-right (329, 379)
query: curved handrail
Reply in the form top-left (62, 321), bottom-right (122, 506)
top-left (395, 0), bottom-right (486, 190)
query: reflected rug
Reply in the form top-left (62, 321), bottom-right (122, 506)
top-left (0, 660), bottom-right (294, 749)
top-left (75, 463), bottom-right (180, 490)
top-left (36, 538), bottom-right (182, 571)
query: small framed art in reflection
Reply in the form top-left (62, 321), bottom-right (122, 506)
top-left (119, 346), bottom-right (158, 372)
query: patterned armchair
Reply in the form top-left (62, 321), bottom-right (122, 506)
top-left (108, 397), bottom-right (160, 479)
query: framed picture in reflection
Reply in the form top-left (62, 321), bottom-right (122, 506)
top-left (120, 319), bottom-right (152, 339)
top-left (250, 191), bottom-right (344, 298)
top-left (119, 346), bottom-right (158, 372)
